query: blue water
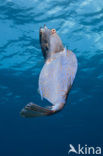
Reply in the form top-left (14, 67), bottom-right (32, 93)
top-left (0, 0), bottom-right (103, 155)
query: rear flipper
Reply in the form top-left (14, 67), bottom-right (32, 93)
top-left (20, 102), bottom-right (54, 118)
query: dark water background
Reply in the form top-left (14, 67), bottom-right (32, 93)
top-left (0, 0), bottom-right (103, 156)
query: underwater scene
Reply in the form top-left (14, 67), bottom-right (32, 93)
top-left (0, 0), bottom-right (103, 156)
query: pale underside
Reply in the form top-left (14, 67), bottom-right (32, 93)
top-left (39, 48), bottom-right (78, 110)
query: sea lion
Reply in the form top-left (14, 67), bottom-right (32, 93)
top-left (20, 25), bottom-right (78, 117)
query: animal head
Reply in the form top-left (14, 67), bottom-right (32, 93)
top-left (39, 25), bottom-right (64, 60)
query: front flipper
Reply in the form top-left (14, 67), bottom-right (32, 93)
top-left (20, 102), bottom-right (54, 118)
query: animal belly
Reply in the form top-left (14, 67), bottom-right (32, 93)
top-left (39, 57), bottom-right (72, 105)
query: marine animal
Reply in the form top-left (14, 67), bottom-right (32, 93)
top-left (20, 25), bottom-right (78, 117)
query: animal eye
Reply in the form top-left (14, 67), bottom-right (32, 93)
top-left (51, 29), bottom-right (56, 34)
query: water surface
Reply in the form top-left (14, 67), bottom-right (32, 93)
top-left (0, 0), bottom-right (103, 156)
